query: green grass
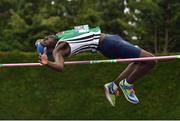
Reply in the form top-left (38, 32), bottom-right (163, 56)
top-left (0, 52), bottom-right (180, 119)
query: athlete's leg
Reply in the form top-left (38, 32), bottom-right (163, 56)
top-left (126, 49), bottom-right (156, 83)
top-left (113, 62), bottom-right (138, 85)
top-left (116, 49), bottom-right (156, 104)
top-left (99, 34), bottom-right (156, 105)
top-left (114, 49), bottom-right (156, 85)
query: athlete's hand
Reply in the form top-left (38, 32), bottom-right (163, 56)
top-left (39, 47), bottom-right (48, 65)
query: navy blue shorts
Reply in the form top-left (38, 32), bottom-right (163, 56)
top-left (97, 34), bottom-right (141, 59)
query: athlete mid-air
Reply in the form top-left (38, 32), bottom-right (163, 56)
top-left (35, 25), bottom-right (156, 106)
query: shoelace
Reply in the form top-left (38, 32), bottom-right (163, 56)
top-left (125, 85), bottom-right (135, 95)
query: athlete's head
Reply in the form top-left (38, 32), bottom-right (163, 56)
top-left (35, 35), bottom-right (58, 56)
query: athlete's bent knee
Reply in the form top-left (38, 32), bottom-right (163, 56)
top-left (146, 55), bottom-right (157, 68)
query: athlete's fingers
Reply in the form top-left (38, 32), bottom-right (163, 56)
top-left (38, 55), bottom-right (42, 61)
top-left (38, 54), bottom-right (42, 57)
top-left (38, 60), bottom-right (42, 63)
top-left (43, 47), bottom-right (47, 54)
top-left (38, 55), bottom-right (41, 60)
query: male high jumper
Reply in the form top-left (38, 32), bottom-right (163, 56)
top-left (36, 25), bottom-right (156, 106)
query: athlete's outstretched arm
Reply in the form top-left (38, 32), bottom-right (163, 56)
top-left (39, 48), bottom-right (64, 72)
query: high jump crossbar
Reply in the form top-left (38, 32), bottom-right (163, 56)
top-left (0, 55), bottom-right (180, 68)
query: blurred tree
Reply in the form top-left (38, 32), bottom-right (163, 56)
top-left (128, 0), bottom-right (180, 54)
top-left (0, 0), bottom-right (179, 53)
top-left (128, 0), bottom-right (163, 53)
top-left (1, 10), bottom-right (29, 51)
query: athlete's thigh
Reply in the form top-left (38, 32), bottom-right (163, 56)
top-left (139, 49), bottom-right (155, 58)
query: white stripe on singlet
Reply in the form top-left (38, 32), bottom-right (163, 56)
top-left (56, 31), bottom-right (101, 56)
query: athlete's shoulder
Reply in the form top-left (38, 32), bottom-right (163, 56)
top-left (53, 42), bottom-right (70, 57)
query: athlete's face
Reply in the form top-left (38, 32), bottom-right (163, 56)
top-left (42, 37), bottom-right (57, 49)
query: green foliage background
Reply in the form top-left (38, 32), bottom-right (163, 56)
top-left (0, 0), bottom-right (180, 119)
top-left (0, 0), bottom-right (180, 53)
top-left (0, 52), bottom-right (180, 119)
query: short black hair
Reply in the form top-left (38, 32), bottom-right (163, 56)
top-left (44, 35), bottom-right (58, 41)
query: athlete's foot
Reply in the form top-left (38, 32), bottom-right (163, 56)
top-left (104, 82), bottom-right (119, 107)
top-left (119, 79), bottom-right (139, 104)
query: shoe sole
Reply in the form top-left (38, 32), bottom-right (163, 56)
top-left (119, 84), bottom-right (139, 104)
top-left (104, 84), bottom-right (115, 107)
